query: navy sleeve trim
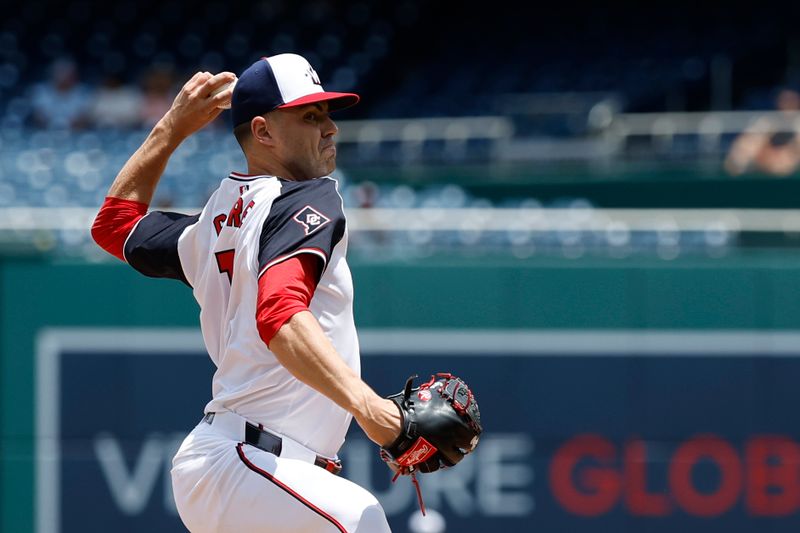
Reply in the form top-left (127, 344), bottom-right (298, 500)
top-left (124, 211), bottom-right (200, 286)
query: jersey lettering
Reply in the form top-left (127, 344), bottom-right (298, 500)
top-left (243, 200), bottom-right (255, 222)
top-left (215, 249), bottom-right (235, 283)
top-left (215, 199), bottom-right (256, 233)
top-left (213, 214), bottom-right (226, 236)
top-left (227, 198), bottom-right (244, 228)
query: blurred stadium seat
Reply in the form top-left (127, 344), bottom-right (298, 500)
top-left (2, 2), bottom-right (800, 260)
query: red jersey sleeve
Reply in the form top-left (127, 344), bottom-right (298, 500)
top-left (91, 196), bottom-right (148, 262)
top-left (256, 253), bottom-right (321, 347)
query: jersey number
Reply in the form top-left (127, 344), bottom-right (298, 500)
top-left (215, 249), bottom-right (235, 283)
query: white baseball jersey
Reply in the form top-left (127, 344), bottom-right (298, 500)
top-left (124, 172), bottom-right (358, 458)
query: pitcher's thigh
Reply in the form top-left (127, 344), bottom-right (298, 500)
top-left (173, 442), bottom-right (391, 533)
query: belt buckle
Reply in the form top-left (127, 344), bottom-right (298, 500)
top-left (245, 422), bottom-right (283, 456)
top-left (210, 413), bottom-right (343, 475)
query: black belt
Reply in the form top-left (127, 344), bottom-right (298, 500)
top-left (203, 413), bottom-right (342, 475)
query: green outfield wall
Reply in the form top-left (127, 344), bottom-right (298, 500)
top-left (2, 251), bottom-right (800, 531)
top-left (346, 164), bottom-right (800, 208)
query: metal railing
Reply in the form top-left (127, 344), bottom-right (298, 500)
top-left (4, 207), bottom-right (800, 233)
top-left (334, 116), bottom-right (515, 143)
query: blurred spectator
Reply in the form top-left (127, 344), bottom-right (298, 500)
top-left (90, 75), bottom-right (143, 129)
top-left (29, 59), bottom-right (91, 130)
top-left (725, 88), bottom-right (800, 176)
top-left (354, 181), bottom-right (379, 208)
top-left (140, 65), bottom-right (176, 127)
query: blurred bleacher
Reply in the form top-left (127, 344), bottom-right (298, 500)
top-left (3, 3), bottom-right (800, 121)
top-left (3, 2), bottom-right (800, 260)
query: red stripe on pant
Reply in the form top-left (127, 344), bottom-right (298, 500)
top-left (235, 443), bottom-right (348, 533)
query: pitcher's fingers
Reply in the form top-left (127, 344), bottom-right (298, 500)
top-left (185, 71), bottom-right (215, 94)
top-left (200, 71), bottom-right (237, 96)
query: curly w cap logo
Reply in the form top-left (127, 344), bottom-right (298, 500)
top-left (305, 65), bottom-right (321, 86)
top-left (293, 205), bottom-right (331, 235)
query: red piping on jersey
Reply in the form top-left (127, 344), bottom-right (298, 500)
top-left (256, 254), bottom-right (320, 346)
top-left (91, 196), bottom-right (148, 262)
top-left (236, 443), bottom-right (348, 533)
top-left (258, 247), bottom-right (328, 279)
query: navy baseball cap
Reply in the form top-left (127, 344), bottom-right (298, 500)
top-left (231, 54), bottom-right (359, 128)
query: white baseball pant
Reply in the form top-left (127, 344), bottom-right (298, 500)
top-left (171, 411), bottom-right (392, 532)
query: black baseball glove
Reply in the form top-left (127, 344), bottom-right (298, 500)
top-left (381, 373), bottom-right (482, 475)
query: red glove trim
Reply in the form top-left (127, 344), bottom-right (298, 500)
top-left (91, 196), bottom-right (148, 262)
top-left (256, 254), bottom-right (320, 347)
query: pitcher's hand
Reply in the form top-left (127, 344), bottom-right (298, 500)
top-left (161, 71), bottom-right (237, 141)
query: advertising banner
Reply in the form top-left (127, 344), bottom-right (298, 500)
top-left (36, 329), bottom-right (800, 532)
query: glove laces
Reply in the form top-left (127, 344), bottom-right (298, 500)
top-left (392, 468), bottom-right (426, 516)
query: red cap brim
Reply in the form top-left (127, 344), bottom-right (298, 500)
top-left (278, 91), bottom-right (360, 112)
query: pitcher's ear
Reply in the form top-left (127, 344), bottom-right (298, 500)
top-left (251, 115), bottom-right (275, 146)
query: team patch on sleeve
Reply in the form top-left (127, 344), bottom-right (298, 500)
top-left (292, 205), bottom-right (331, 235)
top-left (258, 178), bottom-right (345, 280)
